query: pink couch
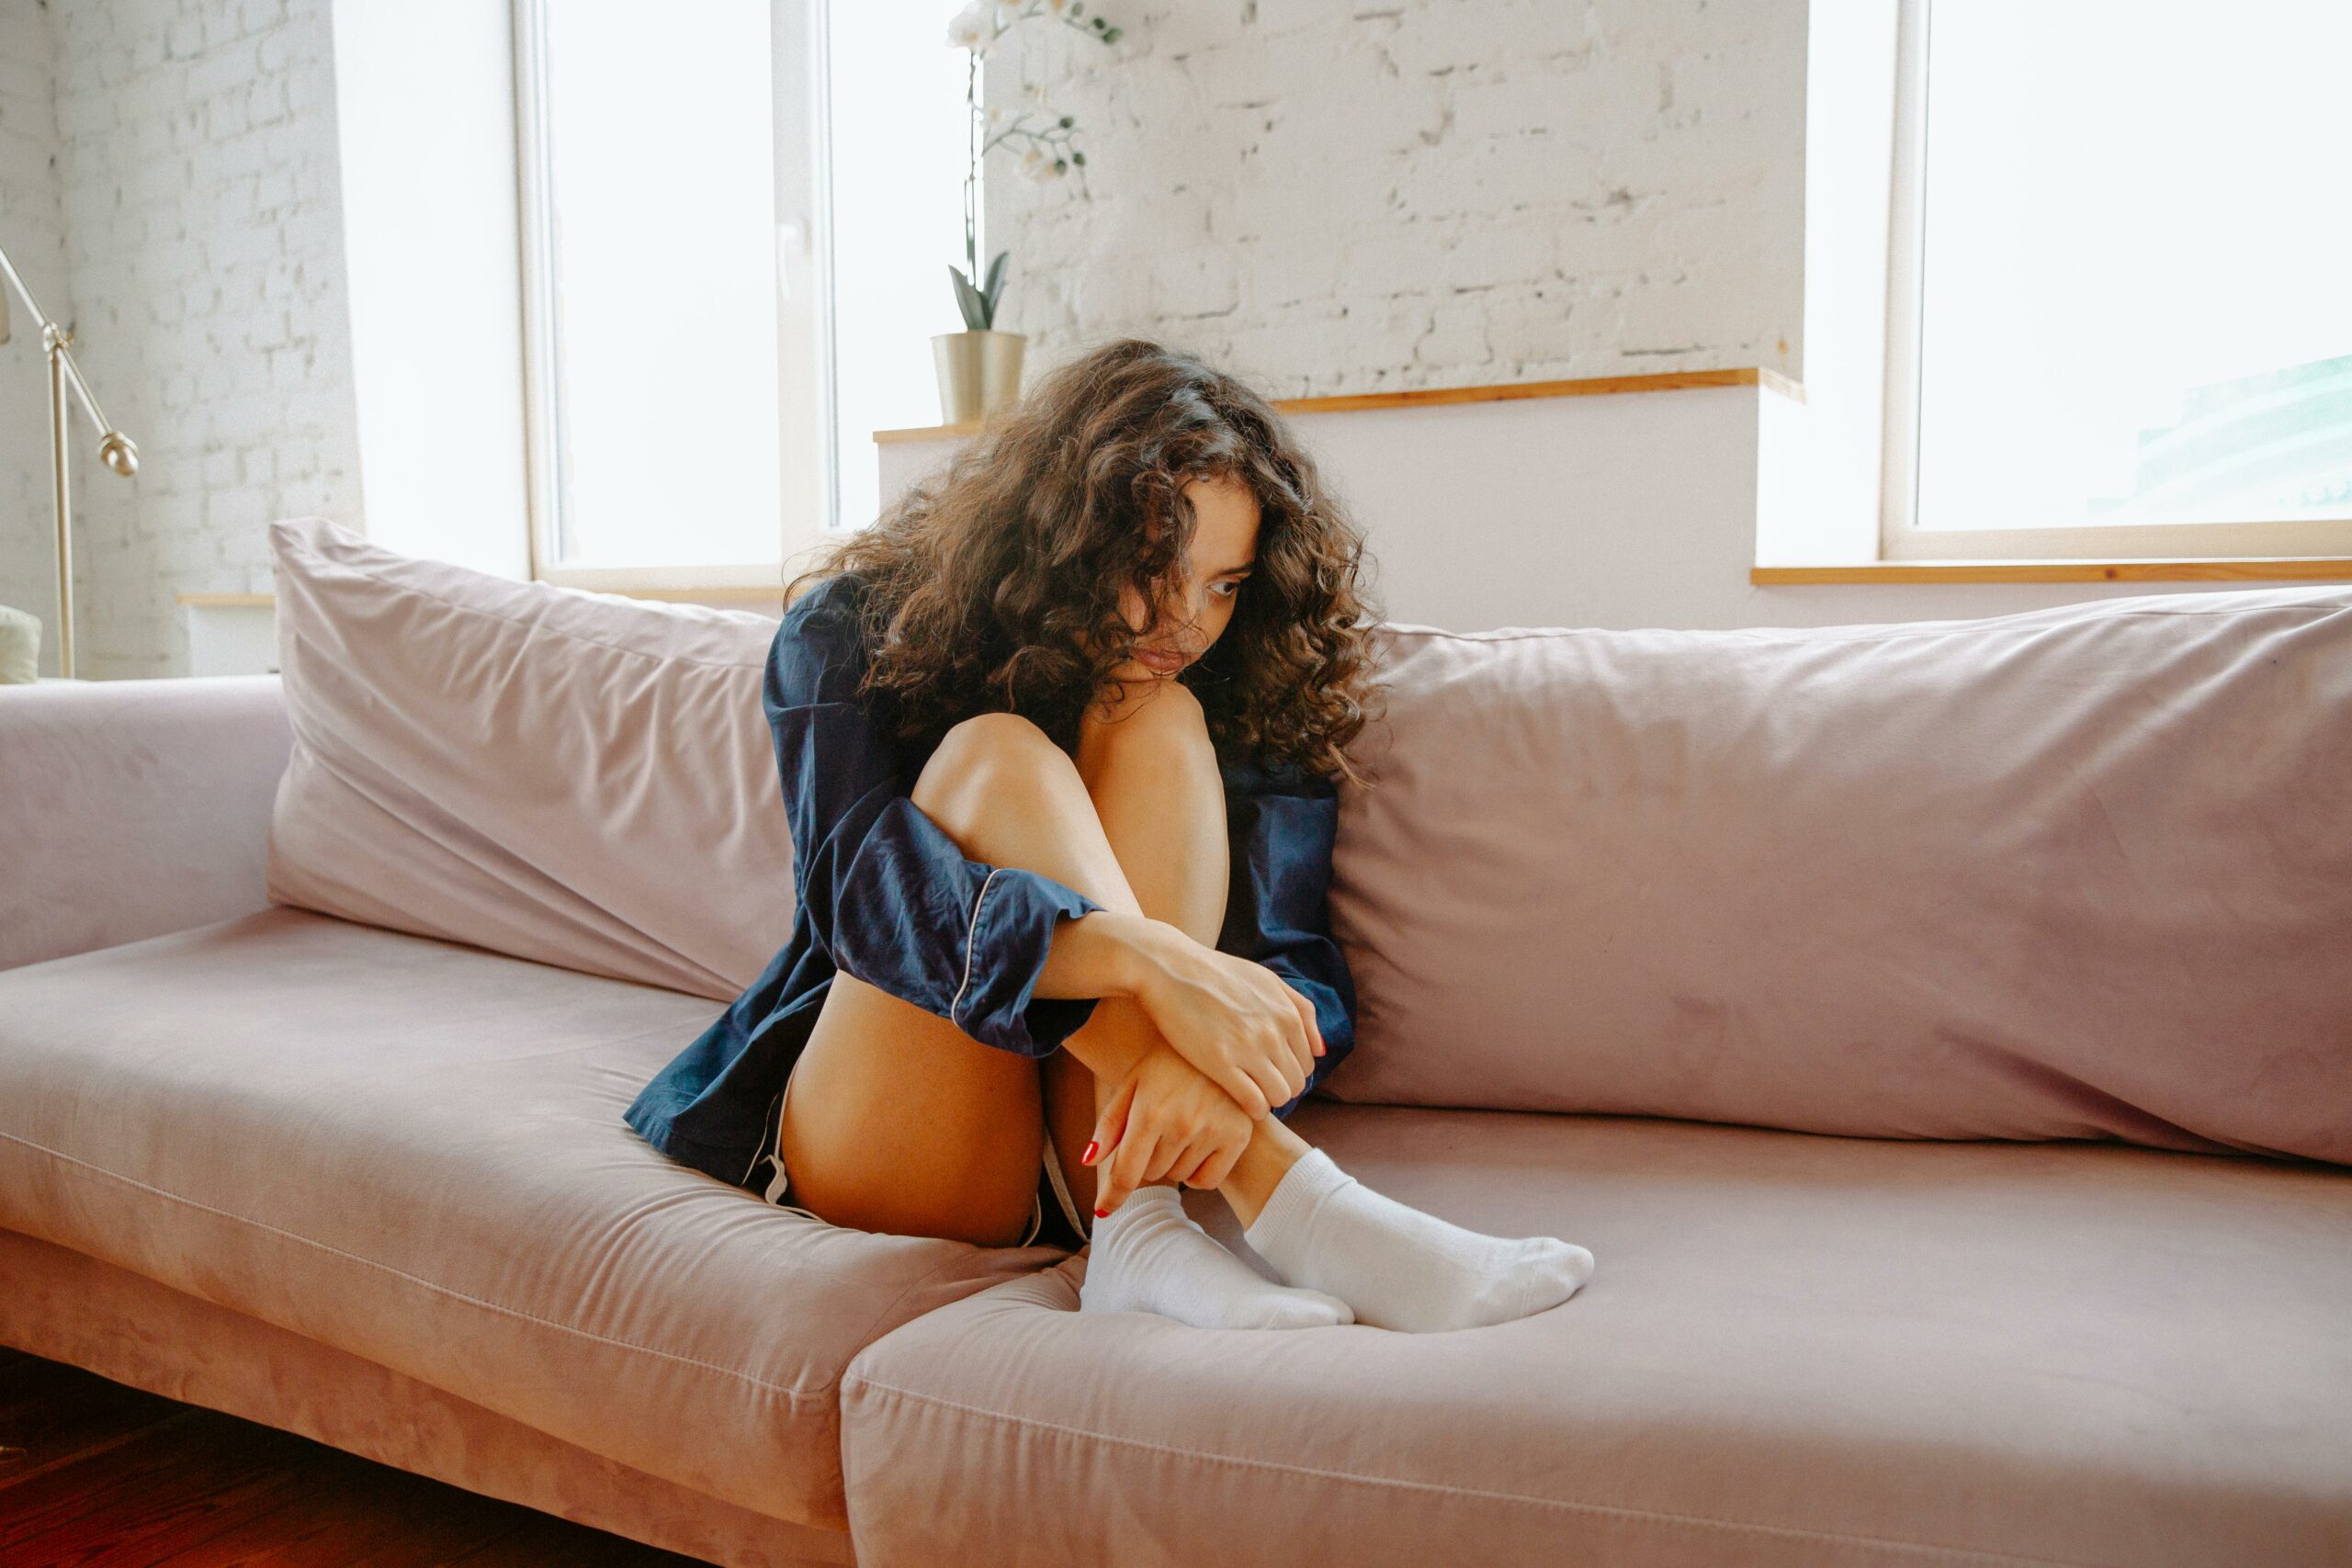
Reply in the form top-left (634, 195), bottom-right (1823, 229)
top-left (4, 578), bottom-right (2348, 1567)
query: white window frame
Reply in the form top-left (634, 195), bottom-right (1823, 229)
top-left (509, 0), bottom-right (835, 593)
top-left (1878, 0), bottom-right (2352, 563)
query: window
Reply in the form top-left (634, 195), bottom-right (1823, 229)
top-left (514, 0), bottom-right (830, 591)
top-left (513, 1), bottom-right (978, 590)
top-left (822, 5), bottom-right (989, 554)
top-left (1882, 0), bottom-right (2352, 561)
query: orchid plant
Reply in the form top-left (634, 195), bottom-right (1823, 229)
top-left (944, 0), bottom-right (1124, 332)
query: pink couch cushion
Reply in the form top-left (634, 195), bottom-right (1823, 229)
top-left (1327, 584), bottom-right (2352, 1165)
top-left (266, 514), bottom-right (792, 1002)
top-left (0, 674), bottom-right (290, 971)
top-left (841, 1100), bottom-right (2352, 1568)
top-left (0, 907), bottom-right (1061, 1530)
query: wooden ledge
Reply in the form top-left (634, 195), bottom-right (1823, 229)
top-left (876, 366), bottom-right (1804, 445)
top-left (1754, 558), bottom-right (2352, 585)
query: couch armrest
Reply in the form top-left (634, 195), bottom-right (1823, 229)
top-left (0, 675), bottom-right (293, 971)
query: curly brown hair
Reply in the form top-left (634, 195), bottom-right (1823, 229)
top-left (786, 336), bottom-right (1386, 787)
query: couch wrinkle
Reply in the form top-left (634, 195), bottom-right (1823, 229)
top-left (283, 738), bottom-right (735, 997)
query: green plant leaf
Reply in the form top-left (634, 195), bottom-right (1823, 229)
top-left (949, 264), bottom-right (988, 331)
top-left (982, 250), bottom-right (1010, 313)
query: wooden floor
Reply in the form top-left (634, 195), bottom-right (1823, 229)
top-left (0, 1347), bottom-right (707, 1566)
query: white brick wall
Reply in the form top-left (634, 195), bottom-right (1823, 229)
top-left (6, 0), bottom-right (361, 679)
top-left (982, 0), bottom-right (1806, 397)
top-left (0, 0), bottom-right (74, 661)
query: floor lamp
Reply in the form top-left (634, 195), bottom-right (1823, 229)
top-left (0, 240), bottom-right (139, 681)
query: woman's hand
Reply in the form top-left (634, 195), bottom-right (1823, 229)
top-left (1126, 920), bottom-right (1324, 1119)
top-left (1084, 1042), bottom-right (1258, 1215)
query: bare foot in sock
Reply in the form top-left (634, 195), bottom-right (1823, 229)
top-left (1240, 1147), bottom-right (1594, 1332)
top-left (1080, 1184), bottom-right (1355, 1330)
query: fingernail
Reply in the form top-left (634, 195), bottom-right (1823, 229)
top-left (1094, 1206), bottom-right (1110, 1218)
top-left (1081, 1140), bottom-right (1099, 1165)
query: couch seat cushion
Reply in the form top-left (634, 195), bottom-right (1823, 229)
top-left (0, 908), bottom-right (1065, 1530)
top-left (840, 1101), bottom-right (2352, 1567)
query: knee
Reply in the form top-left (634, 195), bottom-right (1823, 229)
top-left (913, 710), bottom-right (1073, 822)
top-left (1078, 677), bottom-right (1212, 780)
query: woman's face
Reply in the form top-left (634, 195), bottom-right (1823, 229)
top-left (1111, 475), bottom-right (1261, 682)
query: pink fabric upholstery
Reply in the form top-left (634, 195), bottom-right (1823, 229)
top-left (1327, 583), bottom-right (2352, 1165)
top-left (0, 906), bottom-right (1067, 1531)
top-left (265, 513), bottom-right (794, 1004)
top-left (0, 1231), bottom-right (854, 1568)
top-left (0, 674), bottom-right (290, 971)
top-left (842, 1099), bottom-right (2352, 1568)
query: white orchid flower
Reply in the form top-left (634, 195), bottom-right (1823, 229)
top-left (944, 2), bottom-right (992, 52)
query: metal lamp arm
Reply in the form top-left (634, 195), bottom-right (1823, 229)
top-left (0, 243), bottom-right (124, 448)
top-left (2, 231), bottom-right (140, 679)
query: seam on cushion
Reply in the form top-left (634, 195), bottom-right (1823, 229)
top-left (1379, 600), bottom-right (2346, 652)
top-left (841, 1376), bottom-right (2105, 1568)
top-left (0, 1128), bottom-right (843, 1407)
top-left (948, 868), bottom-right (1001, 1029)
top-left (277, 527), bottom-right (769, 672)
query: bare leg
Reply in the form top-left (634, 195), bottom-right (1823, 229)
top-left (779, 689), bottom-right (1310, 1248)
top-left (775, 710), bottom-right (1145, 1247)
top-left (1041, 679), bottom-right (1309, 1229)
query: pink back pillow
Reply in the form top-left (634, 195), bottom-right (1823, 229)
top-left (1326, 585), bottom-right (2352, 1166)
top-left (266, 515), bottom-right (793, 1002)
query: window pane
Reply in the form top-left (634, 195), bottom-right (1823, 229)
top-left (540, 2), bottom-right (783, 568)
top-left (1914, 1), bottom-right (2352, 531)
top-left (824, 5), bottom-right (980, 535)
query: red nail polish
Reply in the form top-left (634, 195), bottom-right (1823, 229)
top-left (1081, 1139), bottom-right (1099, 1165)
top-left (1094, 1207), bottom-right (1110, 1218)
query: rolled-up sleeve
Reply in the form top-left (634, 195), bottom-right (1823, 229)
top-left (1217, 760), bottom-right (1361, 1118)
top-left (769, 577), bottom-right (1105, 1057)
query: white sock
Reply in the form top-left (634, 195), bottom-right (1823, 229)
top-left (1079, 1185), bottom-right (1355, 1330)
top-left (1241, 1147), bottom-right (1595, 1333)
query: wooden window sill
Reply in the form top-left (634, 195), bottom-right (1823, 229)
top-left (1754, 558), bottom-right (2352, 585)
top-left (876, 367), bottom-right (1806, 444)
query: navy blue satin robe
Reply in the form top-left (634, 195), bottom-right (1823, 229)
top-left (623, 570), bottom-right (1359, 1197)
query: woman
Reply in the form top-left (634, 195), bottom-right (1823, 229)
top-left (625, 338), bottom-right (1593, 1332)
